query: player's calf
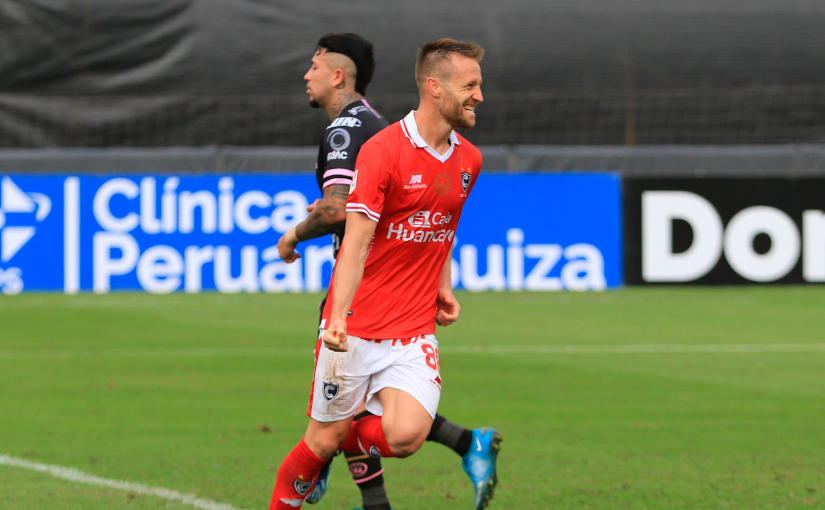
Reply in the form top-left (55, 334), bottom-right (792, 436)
top-left (269, 439), bottom-right (328, 510)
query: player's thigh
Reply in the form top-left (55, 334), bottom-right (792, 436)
top-left (309, 338), bottom-right (371, 423)
top-left (365, 335), bottom-right (442, 421)
top-left (376, 387), bottom-right (433, 455)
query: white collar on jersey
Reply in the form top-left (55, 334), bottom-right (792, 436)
top-left (400, 111), bottom-right (461, 163)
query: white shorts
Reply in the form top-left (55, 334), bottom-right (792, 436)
top-left (308, 331), bottom-right (442, 422)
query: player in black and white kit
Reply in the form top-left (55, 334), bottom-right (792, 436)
top-left (314, 99), bottom-right (388, 258)
top-left (276, 33), bottom-right (500, 510)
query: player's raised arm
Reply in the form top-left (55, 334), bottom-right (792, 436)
top-left (277, 184), bottom-right (349, 262)
top-left (322, 210), bottom-right (377, 352)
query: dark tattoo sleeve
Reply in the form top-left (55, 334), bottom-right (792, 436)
top-left (295, 184), bottom-right (349, 241)
top-left (331, 186), bottom-right (349, 200)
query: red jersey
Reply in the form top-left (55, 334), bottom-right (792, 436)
top-left (322, 111), bottom-right (482, 339)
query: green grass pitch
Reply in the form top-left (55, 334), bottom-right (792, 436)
top-left (1, 288), bottom-right (824, 510)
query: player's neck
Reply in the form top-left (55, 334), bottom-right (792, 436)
top-left (325, 90), bottom-right (364, 121)
top-left (413, 105), bottom-right (453, 155)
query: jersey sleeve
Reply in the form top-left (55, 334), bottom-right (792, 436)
top-left (319, 125), bottom-right (365, 189)
top-left (346, 142), bottom-right (392, 222)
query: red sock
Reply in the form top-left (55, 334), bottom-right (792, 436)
top-left (269, 438), bottom-right (327, 509)
top-left (339, 415), bottom-right (396, 459)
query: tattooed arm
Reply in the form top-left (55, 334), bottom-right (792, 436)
top-left (277, 184), bottom-right (349, 263)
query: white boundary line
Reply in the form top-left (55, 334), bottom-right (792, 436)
top-left (0, 344), bottom-right (824, 360)
top-left (0, 454), bottom-right (252, 510)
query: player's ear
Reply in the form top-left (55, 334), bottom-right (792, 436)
top-left (331, 68), bottom-right (347, 90)
top-left (427, 77), bottom-right (441, 98)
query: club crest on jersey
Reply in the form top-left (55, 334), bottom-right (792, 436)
top-left (293, 478), bottom-right (313, 495)
top-left (433, 171), bottom-right (451, 196)
top-left (461, 171), bottom-right (471, 192)
top-left (349, 170), bottom-right (358, 195)
top-left (369, 445), bottom-right (382, 457)
top-left (323, 381), bottom-right (339, 402)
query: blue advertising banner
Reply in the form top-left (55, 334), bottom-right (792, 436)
top-left (0, 173), bottom-right (621, 294)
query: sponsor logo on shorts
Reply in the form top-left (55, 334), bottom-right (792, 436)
top-left (349, 462), bottom-right (369, 478)
top-left (369, 445), bottom-right (382, 458)
top-left (323, 381), bottom-right (339, 402)
top-left (293, 478), bottom-right (313, 495)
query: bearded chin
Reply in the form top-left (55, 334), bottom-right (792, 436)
top-left (309, 99), bottom-right (320, 109)
top-left (442, 98), bottom-right (474, 130)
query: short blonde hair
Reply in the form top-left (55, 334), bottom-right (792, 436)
top-left (415, 38), bottom-right (484, 89)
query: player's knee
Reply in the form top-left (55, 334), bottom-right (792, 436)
top-left (306, 434), bottom-right (341, 459)
top-left (305, 424), bottom-right (349, 459)
top-left (386, 426), bottom-right (428, 458)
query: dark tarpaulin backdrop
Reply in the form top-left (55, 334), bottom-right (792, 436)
top-left (2, 0), bottom-right (825, 147)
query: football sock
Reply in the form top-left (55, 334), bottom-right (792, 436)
top-left (269, 438), bottom-right (328, 510)
top-left (343, 411), bottom-right (392, 510)
top-left (345, 451), bottom-right (390, 510)
top-left (339, 414), bottom-right (397, 458)
top-left (427, 414), bottom-right (473, 457)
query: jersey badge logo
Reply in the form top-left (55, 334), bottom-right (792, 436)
top-left (323, 381), bottom-right (339, 402)
top-left (349, 170), bottom-right (358, 195)
top-left (348, 105), bottom-right (368, 115)
top-left (433, 172), bottom-right (451, 196)
top-left (461, 170), bottom-right (471, 193)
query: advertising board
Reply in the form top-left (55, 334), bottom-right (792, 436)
top-left (625, 177), bottom-right (825, 284)
top-left (0, 173), bottom-right (621, 294)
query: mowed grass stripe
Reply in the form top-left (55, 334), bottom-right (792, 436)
top-left (1, 343), bottom-right (825, 359)
top-left (1, 289), bottom-right (823, 509)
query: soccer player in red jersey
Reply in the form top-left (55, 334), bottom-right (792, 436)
top-left (270, 39), bottom-right (500, 510)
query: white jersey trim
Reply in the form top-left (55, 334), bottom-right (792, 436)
top-left (401, 111), bottom-right (461, 164)
top-left (347, 203), bottom-right (381, 222)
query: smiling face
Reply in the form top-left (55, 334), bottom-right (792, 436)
top-left (437, 56), bottom-right (483, 129)
top-left (303, 50), bottom-right (335, 109)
